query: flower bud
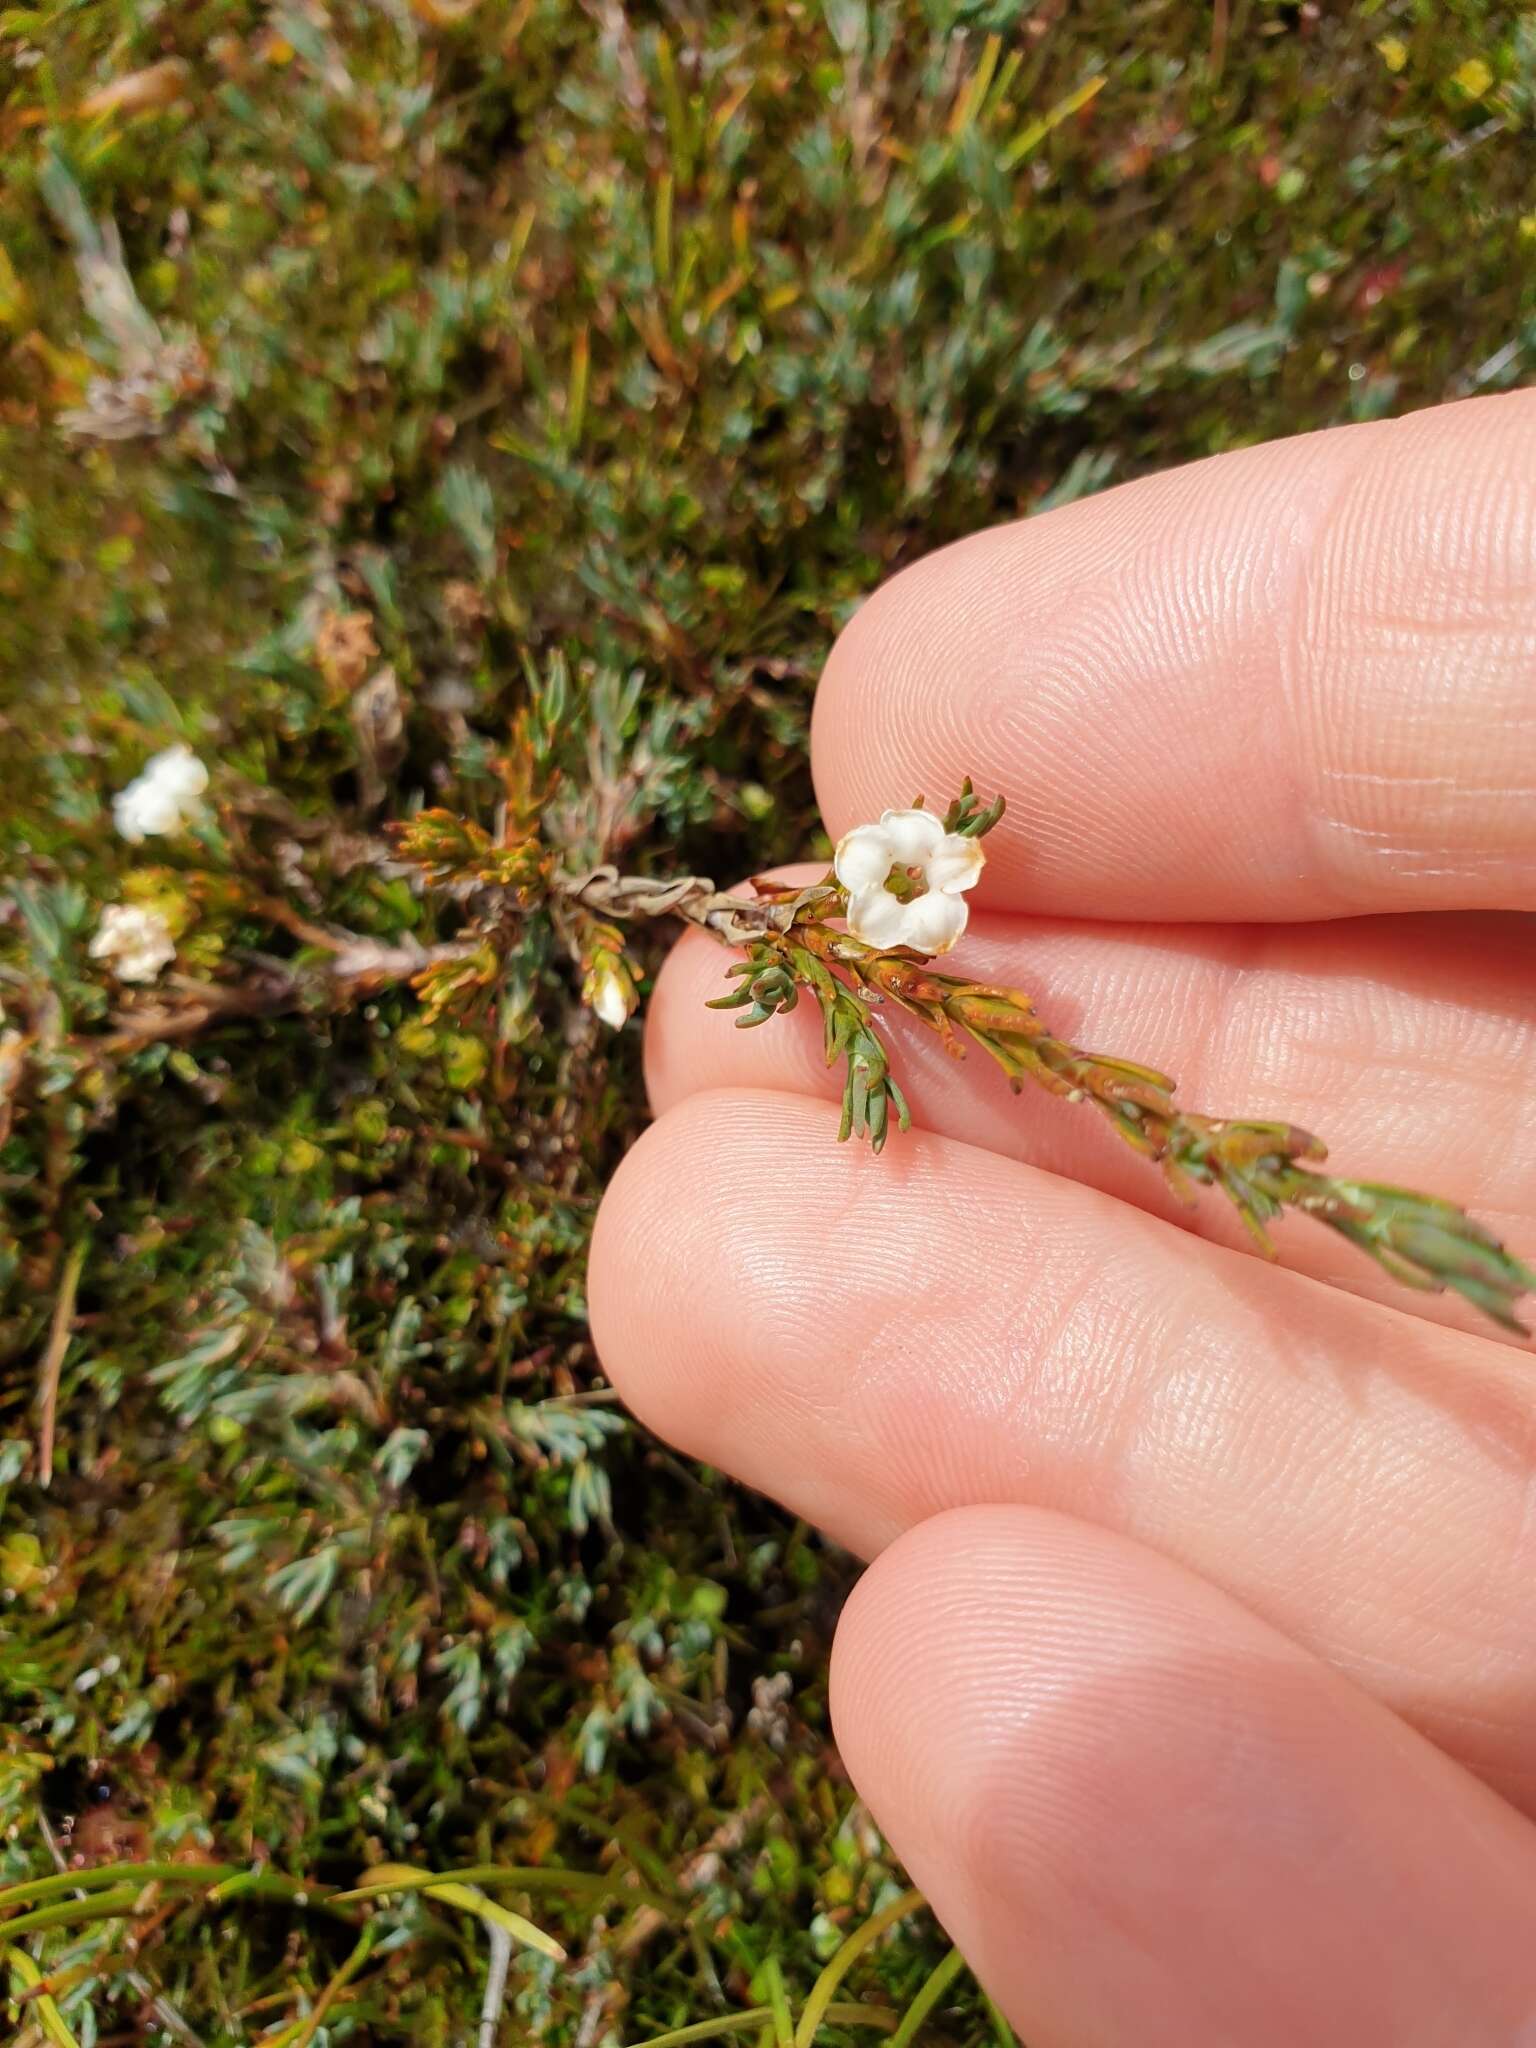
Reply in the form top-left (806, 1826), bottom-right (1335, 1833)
top-left (584, 949), bottom-right (637, 1031)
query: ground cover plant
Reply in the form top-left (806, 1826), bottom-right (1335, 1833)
top-left (3, 2), bottom-right (1534, 2040)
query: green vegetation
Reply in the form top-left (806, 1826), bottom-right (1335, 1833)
top-left (2, 2), bottom-right (1532, 2040)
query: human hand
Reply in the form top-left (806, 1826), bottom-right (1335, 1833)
top-left (590, 392), bottom-right (1536, 2045)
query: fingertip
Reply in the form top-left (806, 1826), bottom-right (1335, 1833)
top-left (587, 1097), bottom-right (713, 1438)
top-left (813, 395), bottom-right (1536, 920)
top-left (642, 867), bottom-right (836, 1118)
top-left (588, 1087), bottom-right (861, 1487)
top-left (641, 925), bottom-right (746, 1117)
top-left (829, 1506), bottom-right (1198, 1883)
top-left (830, 1504), bottom-right (1536, 2047)
top-left (813, 534), bottom-right (1017, 883)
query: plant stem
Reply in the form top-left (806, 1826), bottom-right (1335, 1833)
top-left (35, 1239), bottom-right (86, 1488)
top-left (792, 1889), bottom-right (925, 2048)
top-left (888, 1947), bottom-right (968, 2048)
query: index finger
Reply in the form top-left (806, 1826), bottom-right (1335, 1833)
top-left (813, 391), bottom-right (1536, 921)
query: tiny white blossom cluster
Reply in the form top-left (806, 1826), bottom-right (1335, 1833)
top-left (112, 743), bottom-right (208, 843)
top-left (89, 902), bottom-right (177, 984)
top-left (833, 806), bottom-right (984, 954)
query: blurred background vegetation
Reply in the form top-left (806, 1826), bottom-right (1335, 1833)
top-left (2, 2), bottom-right (1533, 2041)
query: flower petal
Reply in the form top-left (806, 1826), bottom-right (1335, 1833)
top-left (131, 788), bottom-right (184, 836)
top-left (844, 883), bottom-right (912, 950)
top-left (90, 903), bottom-right (176, 983)
top-left (925, 831), bottom-right (986, 894)
top-left (896, 889), bottom-right (969, 955)
top-left (151, 744), bottom-right (209, 799)
top-left (834, 823), bottom-right (895, 894)
top-left (111, 793), bottom-right (147, 843)
top-left (877, 807), bottom-right (945, 865)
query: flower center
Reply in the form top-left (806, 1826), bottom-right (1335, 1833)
top-left (883, 864), bottom-right (928, 902)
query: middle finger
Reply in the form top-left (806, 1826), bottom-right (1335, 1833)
top-left (646, 887), bottom-right (1536, 1339)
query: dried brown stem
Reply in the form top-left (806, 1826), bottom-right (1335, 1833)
top-left (35, 1238), bottom-right (87, 1487)
top-left (556, 865), bottom-right (834, 946)
top-left (102, 938), bottom-right (481, 1051)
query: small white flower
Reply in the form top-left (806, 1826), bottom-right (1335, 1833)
top-left (112, 743), bottom-right (209, 843)
top-left (833, 807), bottom-right (985, 954)
top-left (89, 902), bottom-right (177, 984)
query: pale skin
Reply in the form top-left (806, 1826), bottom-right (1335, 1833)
top-left (589, 390), bottom-right (1536, 2045)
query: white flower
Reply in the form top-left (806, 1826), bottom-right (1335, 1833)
top-left (112, 743), bottom-right (209, 842)
top-left (89, 902), bottom-right (177, 984)
top-left (833, 807), bottom-right (985, 955)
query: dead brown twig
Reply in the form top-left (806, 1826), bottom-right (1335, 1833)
top-left (100, 938), bottom-right (481, 1052)
top-left (36, 1239), bottom-right (87, 1488)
